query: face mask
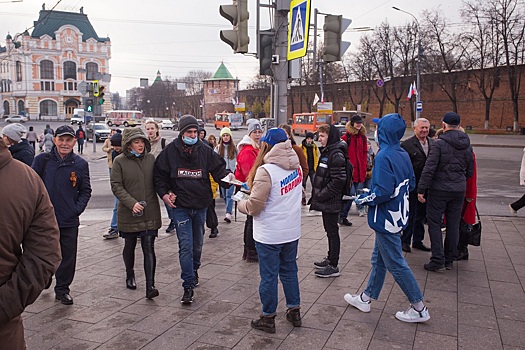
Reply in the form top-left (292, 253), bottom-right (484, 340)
top-left (130, 149), bottom-right (141, 157)
top-left (183, 136), bottom-right (198, 145)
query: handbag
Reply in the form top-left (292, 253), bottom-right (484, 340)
top-left (460, 206), bottom-right (481, 246)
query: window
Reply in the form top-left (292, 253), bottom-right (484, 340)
top-left (3, 100), bottom-right (9, 115)
top-left (40, 81), bottom-right (55, 91)
top-left (16, 61), bottom-right (22, 81)
top-left (40, 60), bottom-right (54, 79)
top-left (18, 100), bottom-right (25, 114)
top-left (40, 100), bottom-right (57, 116)
top-left (86, 62), bottom-right (98, 80)
top-left (63, 61), bottom-right (76, 80)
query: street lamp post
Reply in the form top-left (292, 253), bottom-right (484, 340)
top-left (393, 6), bottom-right (421, 120)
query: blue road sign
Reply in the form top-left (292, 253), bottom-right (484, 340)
top-left (287, 0), bottom-right (311, 60)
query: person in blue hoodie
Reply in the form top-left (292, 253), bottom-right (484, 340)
top-left (343, 113), bottom-right (430, 324)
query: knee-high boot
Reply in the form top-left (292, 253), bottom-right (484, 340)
top-left (123, 237), bottom-right (137, 289)
top-left (141, 236), bottom-right (159, 299)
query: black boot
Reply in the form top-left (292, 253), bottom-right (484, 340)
top-left (142, 236), bottom-right (159, 299)
top-left (251, 315), bottom-right (276, 333)
top-left (126, 273), bottom-right (136, 290)
top-left (123, 237), bottom-right (137, 290)
top-left (286, 307), bottom-right (302, 327)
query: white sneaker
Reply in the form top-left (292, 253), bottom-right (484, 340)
top-left (358, 208), bottom-right (365, 217)
top-left (224, 213), bottom-right (232, 223)
top-left (395, 306), bottom-right (430, 323)
top-left (509, 204), bottom-right (518, 216)
top-left (344, 293), bottom-right (371, 313)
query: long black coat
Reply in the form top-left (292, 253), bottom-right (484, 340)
top-left (401, 135), bottom-right (434, 185)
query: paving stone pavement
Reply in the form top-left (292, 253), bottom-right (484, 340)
top-left (22, 206), bottom-right (525, 350)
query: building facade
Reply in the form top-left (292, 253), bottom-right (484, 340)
top-left (0, 7), bottom-right (111, 120)
top-left (203, 62), bottom-right (238, 122)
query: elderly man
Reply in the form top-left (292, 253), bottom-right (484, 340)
top-left (0, 138), bottom-right (61, 349)
top-left (32, 125), bottom-right (92, 305)
top-left (400, 118), bottom-right (434, 253)
top-left (418, 112), bottom-right (474, 271)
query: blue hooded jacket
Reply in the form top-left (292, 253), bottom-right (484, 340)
top-left (357, 113), bottom-right (415, 234)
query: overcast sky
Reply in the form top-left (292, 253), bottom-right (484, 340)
top-left (0, 0), bottom-right (463, 96)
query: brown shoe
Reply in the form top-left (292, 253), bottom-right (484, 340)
top-left (251, 315), bottom-right (276, 333)
top-left (286, 307), bottom-right (302, 327)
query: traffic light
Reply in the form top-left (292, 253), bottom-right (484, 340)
top-left (323, 15), bottom-right (352, 63)
top-left (98, 85), bottom-right (105, 105)
top-left (85, 98), bottom-right (93, 113)
top-left (92, 80), bottom-right (100, 97)
top-left (259, 30), bottom-right (275, 76)
top-left (219, 0), bottom-right (249, 53)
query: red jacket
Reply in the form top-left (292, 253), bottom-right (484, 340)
top-left (235, 137), bottom-right (259, 183)
top-left (462, 152), bottom-right (477, 224)
top-left (341, 124), bottom-right (368, 183)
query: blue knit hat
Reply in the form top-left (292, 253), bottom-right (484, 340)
top-left (261, 128), bottom-right (287, 146)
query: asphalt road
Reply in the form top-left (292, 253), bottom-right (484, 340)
top-left (3, 120), bottom-right (523, 218)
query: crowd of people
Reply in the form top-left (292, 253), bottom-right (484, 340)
top-left (4, 109), bottom-right (521, 346)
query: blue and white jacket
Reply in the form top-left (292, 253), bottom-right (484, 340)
top-left (356, 114), bottom-right (415, 234)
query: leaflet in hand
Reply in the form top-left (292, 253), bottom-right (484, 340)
top-left (232, 191), bottom-right (250, 202)
top-left (221, 175), bottom-right (244, 186)
top-left (342, 195), bottom-right (356, 201)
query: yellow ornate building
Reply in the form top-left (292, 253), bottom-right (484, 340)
top-left (0, 6), bottom-right (111, 120)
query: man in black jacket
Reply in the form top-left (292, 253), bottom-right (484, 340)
top-left (310, 124), bottom-right (347, 278)
top-left (154, 115), bottom-right (232, 304)
top-left (418, 112), bottom-right (474, 271)
top-left (401, 118), bottom-right (434, 253)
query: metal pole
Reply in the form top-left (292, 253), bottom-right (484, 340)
top-left (313, 8), bottom-right (318, 73)
top-left (273, 6), bottom-right (289, 126)
top-left (319, 61), bottom-right (324, 102)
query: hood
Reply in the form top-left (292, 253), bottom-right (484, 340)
top-left (198, 127), bottom-right (207, 139)
top-left (375, 113), bottom-right (406, 148)
top-left (237, 134), bottom-right (255, 151)
top-left (327, 124), bottom-right (342, 146)
top-left (122, 128), bottom-right (151, 156)
top-left (439, 129), bottom-right (471, 150)
top-left (345, 122), bottom-right (367, 135)
top-left (263, 140), bottom-right (299, 171)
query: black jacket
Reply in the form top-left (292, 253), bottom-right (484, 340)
top-left (418, 130), bottom-right (474, 194)
top-left (9, 139), bottom-right (35, 166)
top-left (401, 135), bottom-right (434, 185)
top-left (310, 125), bottom-right (347, 213)
top-left (154, 137), bottom-right (231, 209)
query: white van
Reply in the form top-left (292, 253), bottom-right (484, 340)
top-left (71, 109), bottom-right (85, 125)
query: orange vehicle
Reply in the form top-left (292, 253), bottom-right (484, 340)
top-left (291, 112), bottom-right (333, 137)
top-left (213, 112), bottom-right (243, 130)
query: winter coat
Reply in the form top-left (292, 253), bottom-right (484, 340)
top-left (154, 136), bottom-right (232, 210)
top-left (463, 152), bottom-right (478, 225)
top-left (102, 138), bottom-right (113, 169)
top-left (401, 135), bottom-right (435, 185)
top-left (235, 135), bottom-right (259, 182)
top-left (292, 142), bottom-right (309, 177)
top-left (32, 147), bottom-right (92, 228)
top-left (356, 114), bottom-right (415, 234)
top-left (310, 125), bottom-right (347, 214)
top-left (0, 139), bottom-right (61, 348)
top-left (520, 148), bottom-right (525, 186)
top-left (341, 123), bottom-right (368, 183)
top-left (9, 139), bottom-right (35, 166)
top-left (214, 143), bottom-right (237, 171)
top-left (418, 130), bottom-right (474, 194)
top-left (149, 135), bottom-right (167, 159)
top-left (43, 133), bottom-right (54, 153)
top-left (26, 130), bottom-right (38, 143)
top-left (111, 128), bottom-right (161, 233)
top-left (301, 139), bottom-right (319, 172)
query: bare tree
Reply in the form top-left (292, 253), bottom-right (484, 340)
top-left (180, 70), bottom-right (212, 96)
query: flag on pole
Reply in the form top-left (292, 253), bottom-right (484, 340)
top-left (412, 81), bottom-right (418, 96)
top-left (313, 93), bottom-right (320, 106)
top-left (407, 82), bottom-right (414, 100)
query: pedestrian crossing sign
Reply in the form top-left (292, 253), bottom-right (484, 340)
top-left (287, 0), bottom-right (311, 60)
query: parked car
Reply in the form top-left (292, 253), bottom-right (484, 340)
top-left (196, 118), bottom-right (205, 128)
top-left (70, 115), bottom-right (84, 125)
top-left (160, 119), bottom-right (174, 130)
top-left (86, 123), bottom-right (111, 142)
top-left (5, 115), bottom-right (28, 123)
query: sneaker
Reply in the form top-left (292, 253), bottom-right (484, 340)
top-left (358, 208), bottom-right (365, 217)
top-left (509, 204), bottom-right (518, 216)
top-left (181, 287), bottom-right (194, 304)
top-left (395, 306), bottom-right (430, 323)
top-left (338, 217), bottom-right (353, 226)
top-left (194, 270), bottom-right (199, 287)
top-left (344, 293), bottom-right (371, 313)
top-left (166, 222), bottom-right (175, 233)
top-left (224, 213), bottom-right (232, 223)
top-left (314, 256), bottom-right (330, 269)
top-left (424, 261), bottom-right (445, 272)
top-left (315, 265), bottom-right (340, 278)
top-left (445, 261), bottom-right (454, 270)
top-left (103, 229), bottom-right (119, 239)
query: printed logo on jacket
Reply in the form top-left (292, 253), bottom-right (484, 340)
top-left (178, 168), bottom-right (203, 178)
top-left (280, 167), bottom-right (303, 195)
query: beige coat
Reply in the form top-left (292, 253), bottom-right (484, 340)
top-left (102, 138), bottom-right (113, 169)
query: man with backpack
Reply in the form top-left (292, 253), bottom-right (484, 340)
top-left (75, 125), bottom-right (85, 154)
top-left (310, 124), bottom-right (348, 278)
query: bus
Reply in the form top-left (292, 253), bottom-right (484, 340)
top-left (291, 112), bottom-right (333, 137)
top-left (106, 110), bottom-right (143, 127)
top-left (214, 112), bottom-right (243, 130)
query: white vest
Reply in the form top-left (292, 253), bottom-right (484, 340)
top-left (253, 163), bottom-right (302, 244)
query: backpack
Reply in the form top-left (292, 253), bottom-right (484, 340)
top-left (78, 130), bottom-right (85, 139)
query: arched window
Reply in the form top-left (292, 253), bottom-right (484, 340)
top-left (17, 100), bottom-right (25, 115)
top-left (3, 101), bottom-right (10, 116)
top-left (63, 61), bottom-right (76, 80)
top-left (86, 62), bottom-right (98, 80)
top-left (16, 61), bottom-right (22, 81)
top-left (40, 60), bottom-right (54, 79)
top-left (40, 100), bottom-right (57, 116)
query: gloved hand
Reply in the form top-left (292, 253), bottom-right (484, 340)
top-left (354, 193), bottom-right (368, 206)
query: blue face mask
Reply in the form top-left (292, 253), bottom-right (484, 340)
top-left (130, 149), bottom-right (142, 157)
top-left (183, 136), bottom-right (198, 145)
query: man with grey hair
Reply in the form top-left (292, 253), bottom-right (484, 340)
top-left (400, 118), bottom-right (434, 253)
top-left (418, 112), bottom-right (474, 271)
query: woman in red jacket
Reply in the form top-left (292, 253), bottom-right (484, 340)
top-left (457, 152), bottom-right (477, 260)
top-left (234, 120), bottom-right (262, 262)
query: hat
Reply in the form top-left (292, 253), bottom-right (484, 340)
top-left (220, 127), bottom-right (232, 138)
top-left (305, 131), bottom-right (315, 139)
top-left (2, 123), bottom-right (26, 142)
top-left (247, 120), bottom-right (262, 135)
top-left (178, 115), bottom-right (199, 133)
top-left (442, 112), bottom-right (461, 126)
top-left (55, 125), bottom-right (76, 138)
top-left (260, 128), bottom-right (287, 146)
top-left (110, 132), bottom-right (122, 147)
top-left (350, 115), bottom-right (363, 124)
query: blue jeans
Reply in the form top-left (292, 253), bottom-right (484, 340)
top-left (364, 231), bottom-right (424, 304)
top-left (164, 204), bottom-right (175, 225)
top-left (110, 197), bottom-right (118, 231)
top-left (340, 182), bottom-right (364, 218)
top-left (172, 207), bottom-right (206, 288)
top-left (220, 186), bottom-right (235, 215)
top-left (255, 240), bottom-right (301, 316)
